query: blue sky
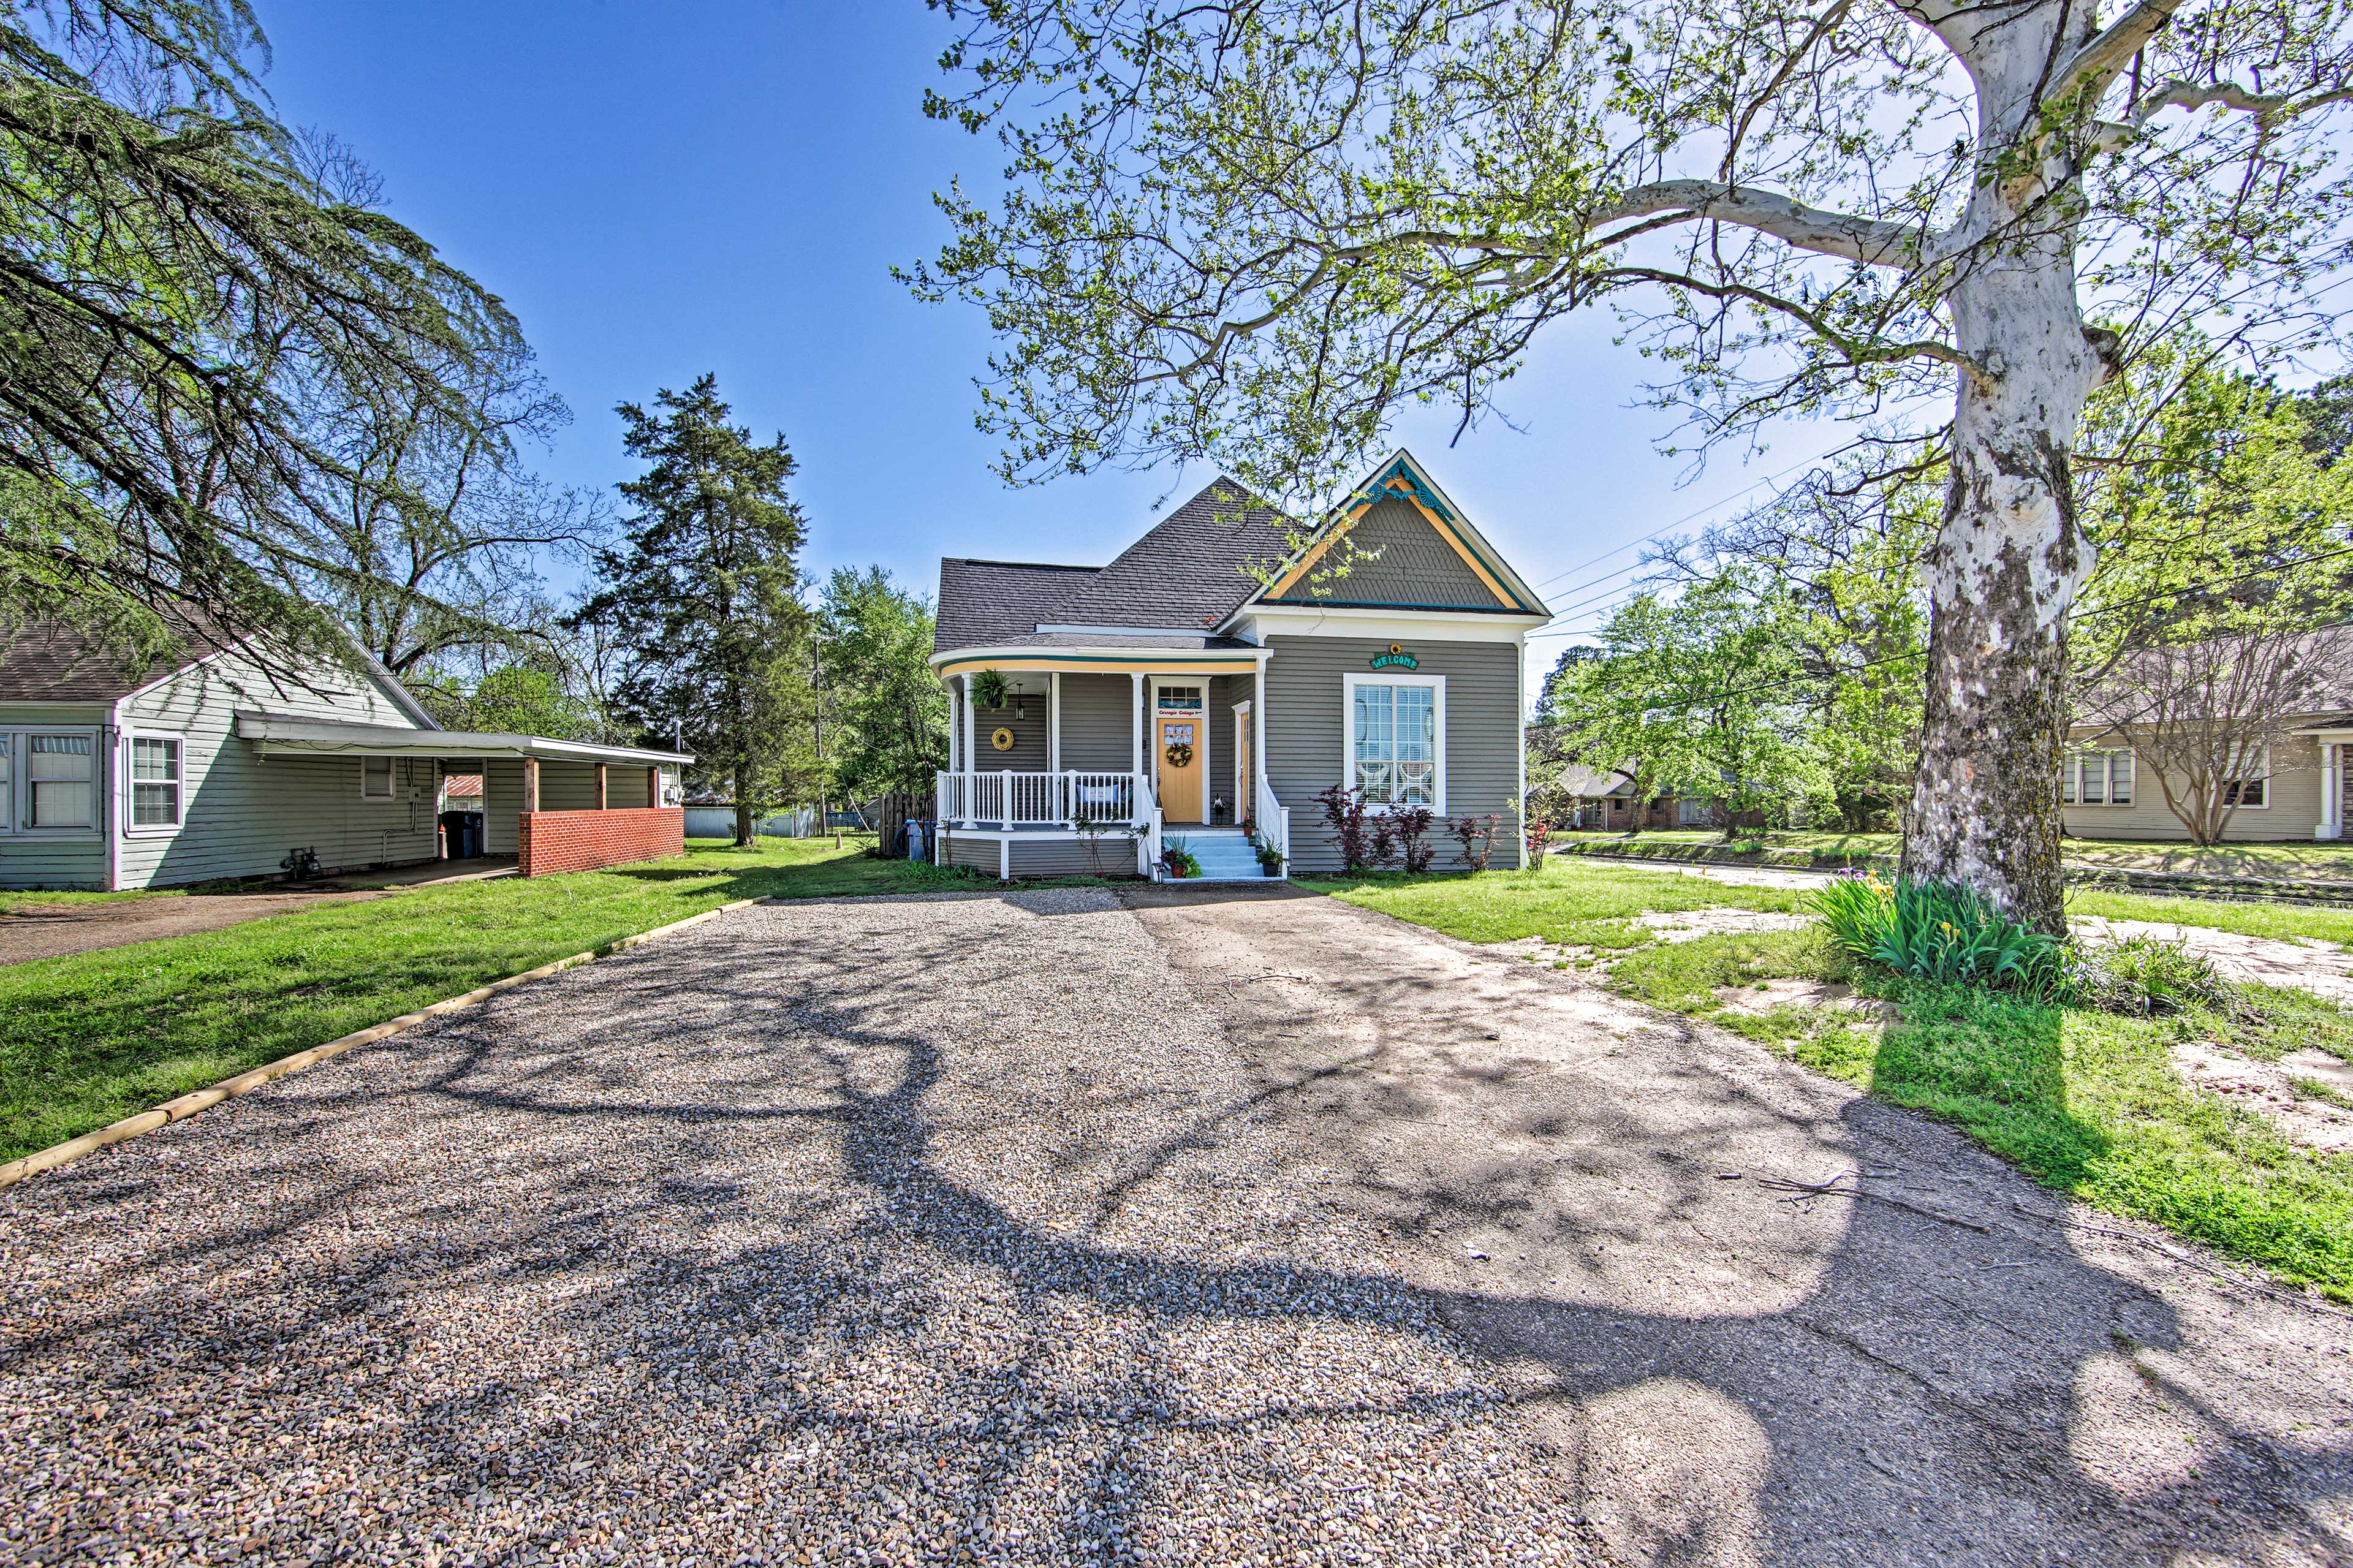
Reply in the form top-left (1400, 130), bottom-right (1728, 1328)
top-left (257, 3), bottom-right (1844, 695)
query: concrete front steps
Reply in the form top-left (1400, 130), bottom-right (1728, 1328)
top-left (1165, 827), bottom-right (1273, 882)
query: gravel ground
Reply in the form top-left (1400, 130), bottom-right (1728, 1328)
top-left (1, 889), bottom-right (1593, 1567)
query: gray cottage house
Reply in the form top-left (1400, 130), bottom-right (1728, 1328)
top-left (0, 621), bottom-right (689, 890)
top-left (930, 451), bottom-right (1552, 879)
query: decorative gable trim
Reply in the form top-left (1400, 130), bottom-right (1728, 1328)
top-left (1256, 452), bottom-right (1542, 615)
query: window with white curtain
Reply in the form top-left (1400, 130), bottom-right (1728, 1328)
top-left (131, 735), bottom-right (182, 828)
top-left (27, 733), bottom-right (94, 827)
top-left (2222, 744), bottom-right (2270, 808)
top-left (1349, 676), bottom-right (1442, 807)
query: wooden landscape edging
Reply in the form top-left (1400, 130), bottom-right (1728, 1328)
top-left (0, 896), bottom-right (766, 1193)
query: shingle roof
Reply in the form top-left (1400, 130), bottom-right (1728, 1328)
top-left (934, 559), bottom-right (1099, 653)
top-left (0, 616), bottom-right (230, 703)
top-left (1044, 478), bottom-right (1295, 632)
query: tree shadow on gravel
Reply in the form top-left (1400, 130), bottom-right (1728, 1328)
top-left (6, 895), bottom-right (2350, 1568)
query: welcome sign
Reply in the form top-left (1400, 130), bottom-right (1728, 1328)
top-left (1369, 645), bottom-right (1418, 670)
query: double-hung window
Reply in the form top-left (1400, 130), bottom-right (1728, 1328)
top-left (27, 733), bottom-right (94, 828)
top-left (130, 735), bottom-right (182, 829)
top-left (1347, 674), bottom-right (1444, 809)
top-left (2063, 748), bottom-right (2133, 807)
top-left (361, 756), bottom-right (395, 800)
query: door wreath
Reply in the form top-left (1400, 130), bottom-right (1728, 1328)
top-left (1164, 740), bottom-right (1195, 768)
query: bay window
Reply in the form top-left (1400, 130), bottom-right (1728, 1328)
top-left (1346, 673), bottom-right (1445, 810)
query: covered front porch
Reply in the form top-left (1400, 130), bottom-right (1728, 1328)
top-left (933, 656), bottom-right (1289, 877)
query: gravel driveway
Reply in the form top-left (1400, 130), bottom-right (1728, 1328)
top-left (5, 885), bottom-right (2352, 1567)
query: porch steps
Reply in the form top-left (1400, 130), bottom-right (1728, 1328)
top-left (1167, 827), bottom-right (1268, 882)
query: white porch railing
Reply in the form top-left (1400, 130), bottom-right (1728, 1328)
top-left (935, 770), bottom-right (1145, 827)
top-left (1254, 775), bottom-right (1290, 868)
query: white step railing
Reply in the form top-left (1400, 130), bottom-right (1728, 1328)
top-left (1254, 773), bottom-right (1290, 870)
top-left (934, 770), bottom-right (1145, 827)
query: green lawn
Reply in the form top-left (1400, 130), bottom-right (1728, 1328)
top-left (1559, 828), bottom-right (2353, 881)
top-left (0, 839), bottom-right (1000, 1163)
top-left (1316, 858), bottom-right (2353, 1301)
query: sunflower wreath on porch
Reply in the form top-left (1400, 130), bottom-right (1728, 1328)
top-left (1164, 740), bottom-right (1195, 768)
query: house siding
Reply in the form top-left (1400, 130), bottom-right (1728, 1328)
top-left (0, 702), bottom-right (110, 888)
top-left (1058, 673), bottom-right (1136, 771)
top-left (1270, 498), bottom-right (1506, 609)
top-left (971, 683), bottom-right (1051, 771)
top-left (95, 649), bottom-right (436, 890)
top-left (1262, 634), bottom-right (1524, 873)
top-left (2065, 730), bottom-right (2329, 841)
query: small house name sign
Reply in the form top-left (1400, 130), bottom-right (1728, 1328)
top-left (1369, 645), bottom-right (1419, 671)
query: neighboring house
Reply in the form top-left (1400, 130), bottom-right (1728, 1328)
top-left (928, 450), bottom-right (1552, 879)
top-left (2064, 708), bottom-right (2353, 842)
top-left (0, 621), bottom-right (692, 888)
top-left (1542, 762), bottom-right (1762, 831)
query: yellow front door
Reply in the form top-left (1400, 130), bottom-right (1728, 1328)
top-left (1158, 716), bottom-right (1202, 823)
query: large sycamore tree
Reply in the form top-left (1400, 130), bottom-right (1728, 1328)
top-left (909, 0), bottom-right (2353, 932)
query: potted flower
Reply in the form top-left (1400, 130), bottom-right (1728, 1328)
top-left (1250, 828), bottom-right (1285, 878)
top-left (1161, 837), bottom-right (1202, 879)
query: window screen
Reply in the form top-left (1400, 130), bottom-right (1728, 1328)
top-left (28, 734), bottom-right (93, 827)
top-left (362, 756), bottom-right (394, 798)
top-left (1352, 683), bottom-right (1436, 805)
top-left (131, 736), bottom-right (180, 827)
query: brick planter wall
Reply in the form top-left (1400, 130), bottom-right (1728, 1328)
top-left (517, 808), bottom-right (686, 877)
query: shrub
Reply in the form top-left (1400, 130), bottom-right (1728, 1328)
top-left (1314, 784), bottom-right (1378, 873)
top-left (1450, 812), bottom-right (1501, 871)
top-left (1525, 817), bottom-right (1552, 865)
top-left (1392, 806), bottom-right (1438, 873)
top-left (1806, 874), bottom-right (2067, 996)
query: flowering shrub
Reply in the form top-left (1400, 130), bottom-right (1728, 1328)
top-left (1524, 817), bottom-right (1552, 866)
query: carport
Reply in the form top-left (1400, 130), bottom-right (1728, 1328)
top-left (234, 713), bottom-right (693, 877)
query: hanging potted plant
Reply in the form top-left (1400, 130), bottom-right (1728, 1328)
top-left (969, 669), bottom-right (1010, 709)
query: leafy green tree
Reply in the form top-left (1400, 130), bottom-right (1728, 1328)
top-left (426, 661), bottom-right (601, 742)
top-left (817, 566), bottom-right (947, 801)
top-left (1551, 573), bottom-right (1821, 839)
top-left (910, 0), bottom-right (2353, 933)
top-left (573, 376), bottom-right (813, 846)
top-left (0, 2), bottom-right (526, 669)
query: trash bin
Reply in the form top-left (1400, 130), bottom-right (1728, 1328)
top-left (439, 809), bottom-right (485, 860)
top-left (904, 821), bottom-right (929, 863)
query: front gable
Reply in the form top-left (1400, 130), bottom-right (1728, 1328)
top-left (1256, 452), bottom-right (1546, 616)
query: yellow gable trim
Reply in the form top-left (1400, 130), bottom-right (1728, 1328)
top-left (1262, 479), bottom-right (1520, 609)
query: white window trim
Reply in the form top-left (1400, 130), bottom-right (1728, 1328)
top-left (2222, 743), bottom-right (2273, 811)
top-left (1341, 671), bottom-right (1447, 814)
top-left (2064, 747), bottom-right (2136, 808)
top-left (10, 727), bottom-right (103, 836)
top-left (123, 729), bottom-right (186, 837)
top-left (359, 754), bottom-right (396, 800)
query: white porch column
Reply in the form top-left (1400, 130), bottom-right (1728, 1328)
top-left (945, 679), bottom-right (961, 773)
top-left (1048, 672), bottom-right (1062, 772)
top-left (1254, 661), bottom-right (1267, 795)
top-left (1131, 672), bottom-right (1146, 778)
top-left (2324, 741), bottom-right (2343, 841)
top-left (960, 674), bottom-right (976, 778)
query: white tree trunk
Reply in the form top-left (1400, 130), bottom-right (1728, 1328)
top-left (1900, 13), bottom-right (2109, 935)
